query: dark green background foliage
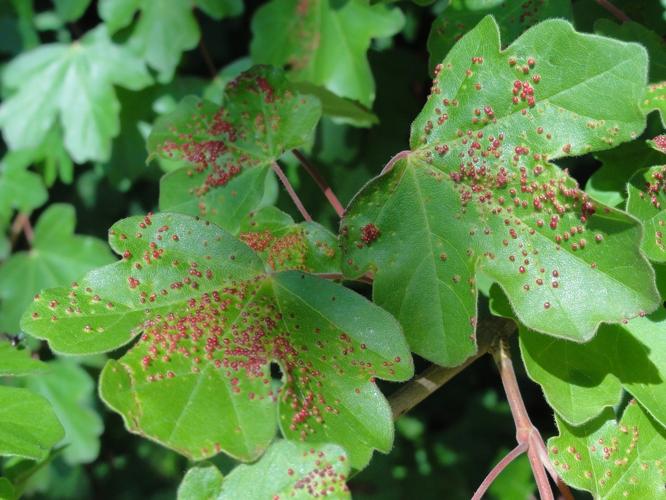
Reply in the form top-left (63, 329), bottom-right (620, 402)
top-left (0, 0), bottom-right (665, 498)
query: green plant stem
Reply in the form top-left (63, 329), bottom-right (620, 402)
top-left (271, 162), bottom-right (313, 222)
top-left (471, 442), bottom-right (528, 500)
top-left (292, 149), bottom-right (345, 217)
top-left (198, 39), bottom-right (217, 79)
top-left (388, 317), bottom-right (515, 420)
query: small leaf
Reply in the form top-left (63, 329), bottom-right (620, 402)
top-left (427, 0), bottom-right (572, 74)
top-left (152, 66), bottom-right (321, 231)
top-left (52, 0), bottom-right (91, 22)
top-left (99, 0), bottom-right (243, 83)
top-left (0, 342), bottom-right (46, 377)
top-left (0, 204), bottom-right (114, 334)
top-left (0, 386), bottom-right (64, 461)
top-left (22, 213), bottom-right (413, 468)
top-left (586, 140), bottom-right (664, 208)
top-left (0, 159), bottom-right (47, 215)
top-left (341, 17), bottom-right (657, 366)
top-left (178, 440), bottom-right (350, 499)
top-left (239, 207), bottom-right (340, 272)
top-left (23, 359), bottom-right (104, 465)
top-left (250, 0), bottom-right (404, 107)
top-left (177, 462), bottom-right (224, 500)
top-left (549, 401), bottom-right (666, 499)
top-left (291, 82), bottom-right (379, 128)
top-left (627, 165), bottom-right (666, 262)
top-left (0, 26), bottom-right (152, 163)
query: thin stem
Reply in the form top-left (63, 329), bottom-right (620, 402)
top-left (292, 150), bottom-right (345, 218)
top-left (389, 317), bottom-right (516, 420)
top-left (271, 162), bottom-right (313, 222)
top-left (10, 212), bottom-right (34, 248)
top-left (471, 442), bottom-right (528, 500)
top-left (534, 433), bottom-right (575, 500)
top-left (198, 39), bottom-right (217, 79)
top-left (595, 0), bottom-right (630, 22)
top-left (493, 338), bottom-right (554, 500)
top-left (381, 150), bottom-right (410, 175)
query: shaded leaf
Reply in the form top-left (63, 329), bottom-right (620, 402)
top-left (549, 400), bottom-right (666, 499)
top-left (99, 0), bottom-right (243, 83)
top-left (427, 0), bottom-right (572, 74)
top-left (0, 342), bottom-right (46, 377)
top-left (0, 386), bottom-right (64, 461)
top-left (22, 213), bottom-right (412, 468)
top-left (0, 26), bottom-right (152, 163)
top-left (292, 82), bottom-right (379, 128)
top-left (0, 478), bottom-right (14, 500)
top-left (250, 0), bottom-right (404, 107)
top-left (24, 359), bottom-right (103, 465)
top-left (52, 0), bottom-right (91, 22)
top-left (0, 204), bottom-right (114, 334)
top-left (341, 17), bottom-right (657, 366)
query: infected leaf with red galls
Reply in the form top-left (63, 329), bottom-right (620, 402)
top-left (21, 213), bottom-right (412, 467)
top-left (341, 17), bottom-right (659, 366)
top-left (627, 164), bottom-right (666, 262)
top-left (239, 206), bottom-right (340, 273)
top-left (178, 440), bottom-right (351, 499)
top-left (151, 66), bottom-right (322, 233)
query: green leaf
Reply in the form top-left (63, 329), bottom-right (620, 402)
top-left (0, 386), bottom-right (64, 461)
top-left (0, 478), bottom-right (14, 500)
top-left (627, 165), bottom-right (666, 262)
top-left (0, 342), bottom-right (46, 377)
top-left (23, 359), bottom-right (103, 465)
top-left (0, 160), bottom-right (48, 215)
top-left (0, 204), bottom-right (114, 334)
top-left (22, 213), bottom-right (413, 467)
top-left (594, 19), bottom-right (666, 82)
top-left (0, 26), bottom-right (152, 163)
top-left (52, 0), bottom-right (91, 22)
top-left (642, 81), bottom-right (666, 127)
top-left (238, 207), bottom-right (339, 272)
top-left (291, 82), bottom-right (379, 128)
top-left (341, 17), bottom-right (657, 366)
top-left (250, 0), bottom-right (404, 107)
top-left (152, 66), bottom-right (321, 232)
top-left (177, 462), bottom-right (224, 500)
top-left (427, 0), bottom-right (572, 74)
top-left (549, 401), bottom-right (666, 499)
top-left (178, 440), bottom-right (350, 499)
top-left (99, 0), bottom-right (243, 83)
top-left (585, 140), bottom-right (664, 208)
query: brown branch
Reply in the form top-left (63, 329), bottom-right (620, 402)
top-left (292, 149), bottom-right (345, 218)
top-left (471, 442), bottom-right (528, 500)
top-left (389, 317), bottom-right (515, 420)
top-left (271, 162), bottom-right (313, 222)
top-left (595, 0), bottom-right (630, 22)
top-left (10, 212), bottom-right (34, 248)
top-left (490, 337), bottom-right (573, 500)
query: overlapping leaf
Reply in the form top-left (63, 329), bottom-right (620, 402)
top-left (490, 281), bottom-right (666, 428)
top-left (0, 26), bottom-right (152, 163)
top-left (0, 342), bottom-right (45, 377)
top-left (238, 207), bottom-right (339, 272)
top-left (250, 0), bottom-right (404, 107)
top-left (341, 17), bottom-right (658, 366)
top-left (99, 0), bottom-right (243, 83)
top-left (21, 213), bottom-right (412, 468)
top-left (0, 204), bottom-right (114, 334)
top-left (548, 401), bottom-right (666, 499)
top-left (178, 440), bottom-right (350, 499)
top-left (150, 66), bottom-right (321, 233)
top-left (627, 164), bottom-right (666, 262)
top-left (427, 0), bottom-right (572, 74)
top-left (643, 81), bottom-right (666, 127)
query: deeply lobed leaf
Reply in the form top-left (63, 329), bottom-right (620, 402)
top-left (22, 213), bottom-right (412, 467)
top-left (341, 17), bottom-right (658, 366)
